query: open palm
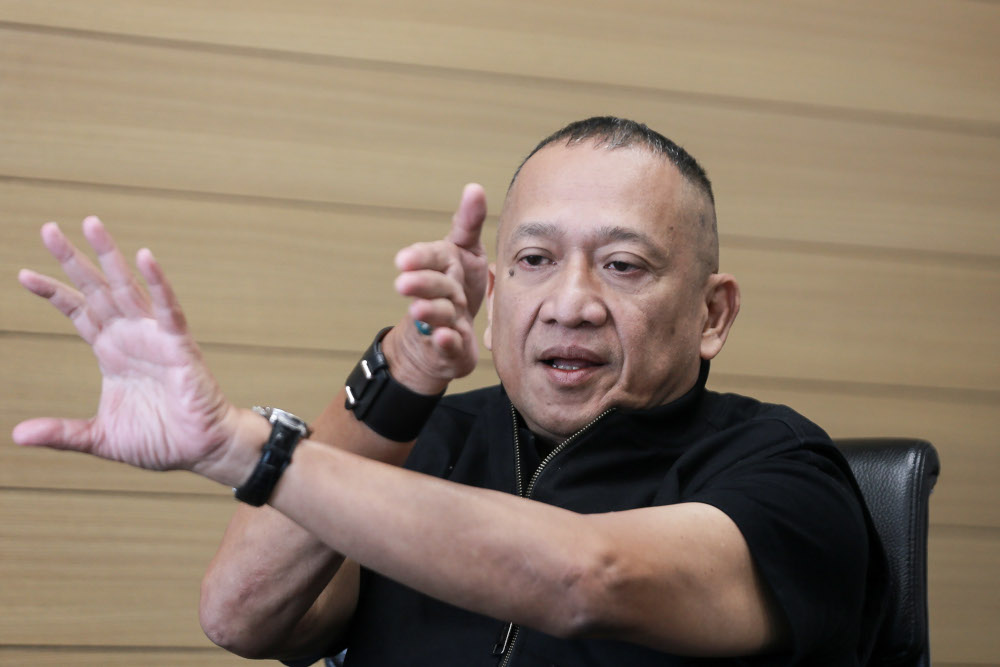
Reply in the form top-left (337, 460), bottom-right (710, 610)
top-left (13, 218), bottom-right (238, 472)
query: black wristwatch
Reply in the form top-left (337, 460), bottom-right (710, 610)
top-left (344, 327), bottom-right (443, 441)
top-left (233, 406), bottom-right (311, 506)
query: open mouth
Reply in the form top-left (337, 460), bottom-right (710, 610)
top-left (537, 346), bottom-right (607, 377)
top-left (542, 358), bottom-right (601, 371)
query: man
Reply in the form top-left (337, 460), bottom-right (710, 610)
top-left (14, 117), bottom-right (885, 665)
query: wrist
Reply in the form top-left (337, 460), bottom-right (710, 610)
top-left (233, 407), bottom-right (311, 506)
top-left (192, 408), bottom-right (271, 488)
top-left (381, 325), bottom-right (450, 396)
top-left (344, 326), bottom-right (445, 442)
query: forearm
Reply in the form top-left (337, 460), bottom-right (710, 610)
top-left (199, 386), bottom-right (418, 657)
top-left (199, 412), bottom-right (589, 634)
top-left (203, 415), bottom-right (780, 656)
top-left (199, 505), bottom-right (353, 658)
top-left (263, 436), bottom-right (603, 639)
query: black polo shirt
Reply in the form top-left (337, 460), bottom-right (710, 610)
top-left (333, 364), bottom-right (886, 666)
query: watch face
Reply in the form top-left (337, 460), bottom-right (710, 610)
top-left (270, 409), bottom-right (311, 437)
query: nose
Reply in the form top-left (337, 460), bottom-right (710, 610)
top-left (538, 255), bottom-right (609, 328)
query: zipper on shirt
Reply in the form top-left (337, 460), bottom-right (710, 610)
top-left (494, 404), bottom-right (615, 666)
top-left (492, 621), bottom-right (516, 657)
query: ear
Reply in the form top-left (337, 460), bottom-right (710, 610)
top-left (700, 273), bottom-right (740, 360)
top-left (483, 263), bottom-right (497, 351)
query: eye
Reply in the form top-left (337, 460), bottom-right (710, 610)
top-left (519, 254), bottom-right (550, 267)
top-left (606, 260), bottom-right (639, 274)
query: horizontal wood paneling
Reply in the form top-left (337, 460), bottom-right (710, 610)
top-left (2, 28), bottom-right (998, 260)
top-left (0, 1), bottom-right (997, 126)
top-left (1, 487), bottom-right (996, 662)
top-left (4, 180), bottom-right (997, 392)
top-left (1, 179), bottom-right (497, 356)
top-left (3, 2), bottom-right (998, 662)
top-left (0, 647), bottom-right (248, 666)
top-left (717, 248), bottom-right (1000, 393)
top-left (4, 336), bottom-right (998, 531)
top-left (927, 525), bottom-right (1000, 664)
top-left (0, 489), bottom-right (233, 647)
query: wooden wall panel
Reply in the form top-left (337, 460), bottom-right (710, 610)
top-left (5, 182), bottom-right (998, 393)
top-left (0, 648), bottom-right (246, 666)
top-left (0, 489), bottom-right (233, 647)
top-left (3, 28), bottom-right (998, 259)
top-left (928, 526), bottom-right (1000, 664)
top-left (1, 1), bottom-right (997, 125)
top-left (3, 1), bottom-right (998, 664)
top-left (718, 248), bottom-right (1000, 392)
top-left (1, 179), bottom-right (498, 355)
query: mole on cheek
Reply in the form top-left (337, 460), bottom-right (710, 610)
top-left (508, 268), bottom-right (515, 277)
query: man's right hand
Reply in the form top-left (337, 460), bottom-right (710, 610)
top-left (384, 183), bottom-right (489, 395)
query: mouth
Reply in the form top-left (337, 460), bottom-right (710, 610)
top-left (543, 358), bottom-right (601, 371)
top-left (537, 346), bottom-right (607, 380)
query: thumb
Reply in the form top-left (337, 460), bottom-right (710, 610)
top-left (13, 417), bottom-right (96, 453)
top-left (446, 183), bottom-right (487, 250)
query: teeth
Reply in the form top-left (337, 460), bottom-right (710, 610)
top-left (551, 360), bottom-right (584, 371)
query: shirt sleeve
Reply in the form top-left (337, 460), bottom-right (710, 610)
top-left (688, 422), bottom-right (878, 662)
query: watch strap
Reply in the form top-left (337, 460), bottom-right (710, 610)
top-left (345, 327), bottom-right (443, 441)
top-left (234, 407), bottom-right (310, 506)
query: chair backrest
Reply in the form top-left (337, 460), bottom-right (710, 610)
top-left (834, 438), bottom-right (940, 667)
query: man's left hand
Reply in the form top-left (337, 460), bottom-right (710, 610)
top-left (384, 183), bottom-right (489, 394)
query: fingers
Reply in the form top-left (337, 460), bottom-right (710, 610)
top-left (396, 267), bottom-right (467, 326)
top-left (83, 216), bottom-right (151, 317)
top-left (18, 269), bottom-right (101, 343)
top-left (445, 183), bottom-right (487, 251)
top-left (394, 266), bottom-right (467, 304)
top-left (136, 247), bottom-right (188, 335)
top-left (12, 417), bottom-right (95, 453)
top-left (395, 239), bottom-right (464, 275)
top-left (28, 218), bottom-right (176, 335)
top-left (40, 221), bottom-right (123, 323)
top-left (428, 326), bottom-right (465, 357)
top-left (407, 296), bottom-right (458, 331)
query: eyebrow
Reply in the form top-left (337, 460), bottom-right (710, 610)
top-left (596, 225), bottom-right (661, 252)
top-left (508, 222), bottom-right (565, 245)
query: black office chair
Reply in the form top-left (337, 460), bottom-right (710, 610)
top-left (835, 438), bottom-right (940, 667)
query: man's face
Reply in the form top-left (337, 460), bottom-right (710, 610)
top-left (485, 142), bottom-right (713, 441)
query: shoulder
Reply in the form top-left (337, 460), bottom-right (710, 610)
top-left (702, 388), bottom-right (831, 449)
top-left (687, 391), bottom-right (885, 661)
top-left (675, 389), bottom-right (843, 489)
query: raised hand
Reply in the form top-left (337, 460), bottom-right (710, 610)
top-left (385, 184), bottom-right (489, 393)
top-left (12, 217), bottom-right (241, 474)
